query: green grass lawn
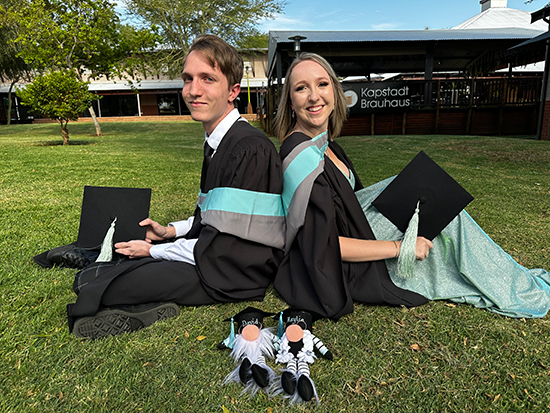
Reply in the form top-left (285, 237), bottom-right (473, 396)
top-left (1, 121), bottom-right (550, 412)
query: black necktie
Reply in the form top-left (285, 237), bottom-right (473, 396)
top-left (200, 141), bottom-right (214, 192)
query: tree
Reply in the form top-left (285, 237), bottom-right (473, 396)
top-left (14, 0), bottom-right (159, 135)
top-left (0, 0), bottom-right (32, 125)
top-left (17, 71), bottom-right (100, 145)
top-left (124, 0), bottom-right (286, 77)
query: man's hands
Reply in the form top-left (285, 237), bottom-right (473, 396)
top-left (114, 240), bottom-right (153, 258)
top-left (114, 218), bottom-right (176, 259)
top-left (140, 218), bottom-right (176, 242)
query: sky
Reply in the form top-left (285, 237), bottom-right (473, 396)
top-left (258, 0), bottom-right (548, 32)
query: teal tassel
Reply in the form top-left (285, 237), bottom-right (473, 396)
top-left (222, 317), bottom-right (235, 349)
top-left (277, 311), bottom-right (284, 339)
top-left (96, 217), bottom-right (117, 262)
top-left (397, 201), bottom-right (420, 278)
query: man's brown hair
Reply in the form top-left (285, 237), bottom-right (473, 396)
top-left (183, 34), bottom-right (244, 89)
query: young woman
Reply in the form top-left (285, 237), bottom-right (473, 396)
top-left (273, 52), bottom-right (550, 320)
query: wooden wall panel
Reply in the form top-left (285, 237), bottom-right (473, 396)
top-left (404, 112), bottom-right (436, 135)
top-left (341, 106), bottom-right (537, 137)
top-left (437, 110), bottom-right (468, 135)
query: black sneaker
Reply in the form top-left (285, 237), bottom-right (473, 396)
top-left (46, 244), bottom-right (98, 269)
top-left (73, 302), bottom-right (180, 339)
top-left (46, 244), bottom-right (78, 267)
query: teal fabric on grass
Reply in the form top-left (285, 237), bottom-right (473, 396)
top-left (357, 177), bottom-right (550, 318)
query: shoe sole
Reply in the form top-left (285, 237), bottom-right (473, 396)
top-left (73, 303), bottom-right (180, 339)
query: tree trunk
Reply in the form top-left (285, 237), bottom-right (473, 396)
top-left (88, 104), bottom-right (102, 136)
top-left (60, 119), bottom-right (70, 145)
top-left (7, 93), bottom-right (12, 126)
top-left (7, 80), bottom-right (17, 126)
top-left (76, 71), bottom-right (102, 136)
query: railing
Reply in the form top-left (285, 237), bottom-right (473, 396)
top-left (406, 77), bottom-right (542, 109)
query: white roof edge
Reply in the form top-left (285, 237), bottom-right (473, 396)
top-left (1, 78), bottom-right (269, 94)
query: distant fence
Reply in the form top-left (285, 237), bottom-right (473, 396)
top-left (342, 77), bottom-right (542, 136)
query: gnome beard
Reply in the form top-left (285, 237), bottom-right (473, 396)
top-left (223, 325), bottom-right (277, 395)
top-left (220, 307), bottom-right (277, 397)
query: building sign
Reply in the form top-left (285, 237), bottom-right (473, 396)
top-left (343, 82), bottom-right (411, 114)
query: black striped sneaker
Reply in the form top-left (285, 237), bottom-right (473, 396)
top-left (73, 302), bottom-right (180, 339)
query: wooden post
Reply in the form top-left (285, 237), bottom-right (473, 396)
top-left (371, 113), bottom-right (375, 135)
top-left (435, 80), bottom-right (441, 134)
top-left (497, 79), bottom-right (506, 135)
top-left (259, 90), bottom-right (266, 131)
top-left (466, 78), bottom-right (475, 135)
top-left (424, 44), bottom-right (434, 107)
top-left (536, 38), bottom-right (550, 140)
top-left (266, 85), bottom-right (274, 136)
top-left (402, 112), bottom-right (407, 135)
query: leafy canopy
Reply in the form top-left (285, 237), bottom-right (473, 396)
top-left (124, 0), bottom-right (286, 77)
top-left (0, 0), bottom-right (31, 83)
top-left (17, 71), bottom-right (100, 143)
top-left (0, 0), bottom-right (33, 124)
top-left (17, 71), bottom-right (99, 122)
top-left (14, 0), bottom-right (160, 80)
top-left (13, 0), bottom-right (160, 136)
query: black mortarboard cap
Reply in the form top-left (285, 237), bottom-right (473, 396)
top-left (76, 186), bottom-right (151, 248)
top-left (219, 307), bottom-right (275, 349)
top-left (224, 307), bottom-right (275, 333)
top-left (274, 308), bottom-right (323, 331)
top-left (372, 151), bottom-right (473, 240)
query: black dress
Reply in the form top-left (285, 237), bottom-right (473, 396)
top-left (274, 131), bottom-right (427, 320)
top-left (67, 120), bottom-right (284, 327)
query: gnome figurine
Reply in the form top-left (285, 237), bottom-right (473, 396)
top-left (273, 308), bottom-right (333, 404)
top-left (219, 307), bottom-right (278, 396)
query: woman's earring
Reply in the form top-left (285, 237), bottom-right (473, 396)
top-left (291, 110), bottom-right (295, 119)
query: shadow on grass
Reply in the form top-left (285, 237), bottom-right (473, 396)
top-left (33, 140), bottom-right (98, 147)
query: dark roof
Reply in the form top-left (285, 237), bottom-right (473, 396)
top-left (269, 28), bottom-right (542, 44)
top-left (511, 4), bottom-right (550, 51)
top-left (531, 5), bottom-right (550, 23)
top-left (268, 28), bottom-right (545, 79)
top-left (510, 30), bottom-right (550, 50)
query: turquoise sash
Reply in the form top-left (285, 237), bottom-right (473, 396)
top-left (197, 187), bottom-right (285, 249)
top-left (281, 131), bottom-right (329, 248)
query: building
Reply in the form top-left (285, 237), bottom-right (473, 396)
top-left (0, 48), bottom-right (269, 124)
top-left (2, 0), bottom-right (548, 135)
top-left (264, 0), bottom-right (548, 137)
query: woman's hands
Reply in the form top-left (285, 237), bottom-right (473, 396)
top-left (414, 237), bottom-right (433, 261)
top-left (339, 236), bottom-right (433, 263)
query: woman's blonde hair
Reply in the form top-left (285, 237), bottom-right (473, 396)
top-left (274, 52), bottom-right (348, 143)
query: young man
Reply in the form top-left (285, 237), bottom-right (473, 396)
top-left (67, 35), bottom-right (285, 339)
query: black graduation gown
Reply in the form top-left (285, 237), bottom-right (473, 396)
top-left (274, 132), bottom-right (427, 320)
top-left (68, 120), bottom-right (283, 323)
top-left (188, 120), bottom-right (284, 301)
